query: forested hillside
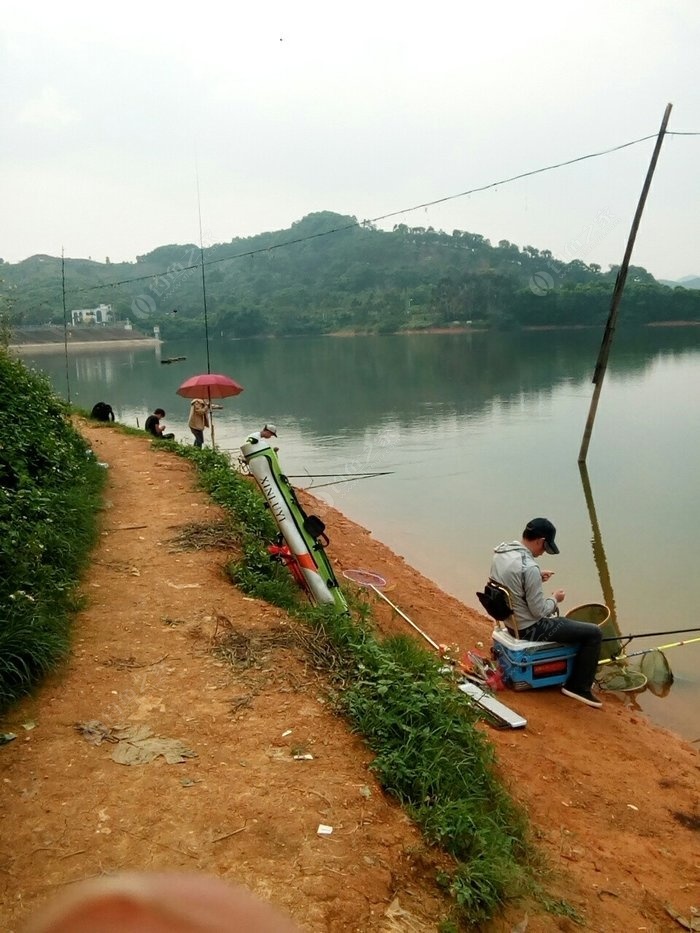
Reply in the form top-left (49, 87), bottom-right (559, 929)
top-left (2, 211), bottom-right (699, 337)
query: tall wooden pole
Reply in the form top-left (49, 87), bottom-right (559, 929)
top-left (208, 386), bottom-right (217, 451)
top-left (61, 248), bottom-right (71, 405)
top-left (578, 103), bottom-right (673, 463)
top-left (196, 175), bottom-right (211, 376)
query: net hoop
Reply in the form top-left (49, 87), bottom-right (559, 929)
top-left (342, 569), bottom-right (388, 589)
top-left (637, 650), bottom-right (674, 697)
top-left (596, 665), bottom-right (648, 693)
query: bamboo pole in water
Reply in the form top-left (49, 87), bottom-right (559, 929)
top-left (578, 461), bottom-right (618, 625)
top-left (578, 103), bottom-right (673, 463)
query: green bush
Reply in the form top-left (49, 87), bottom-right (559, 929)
top-left (0, 352), bottom-right (105, 708)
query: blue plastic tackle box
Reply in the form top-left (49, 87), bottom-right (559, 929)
top-left (491, 628), bottom-right (577, 690)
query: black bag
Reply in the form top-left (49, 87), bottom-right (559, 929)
top-left (303, 514), bottom-right (329, 545)
top-left (90, 401), bottom-right (114, 422)
top-left (476, 580), bottom-right (514, 622)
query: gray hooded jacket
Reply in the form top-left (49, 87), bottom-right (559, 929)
top-left (489, 542), bottom-right (557, 631)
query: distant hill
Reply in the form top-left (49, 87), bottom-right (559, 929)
top-left (659, 275), bottom-right (700, 290)
top-left (2, 212), bottom-right (699, 335)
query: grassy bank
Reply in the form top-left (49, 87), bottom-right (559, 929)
top-left (172, 443), bottom-right (532, 926)
top-left (0, 352), bottom-right (105, 710)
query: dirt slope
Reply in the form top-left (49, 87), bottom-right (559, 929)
top-left (0, 424), bottom-right (697, 932)
top-left (311, 494), bottom-right (699, 932)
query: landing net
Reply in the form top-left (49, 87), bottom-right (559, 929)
top-left (639, 649), bottom-right (674, 696)
top-left (342, 569), bottom-right (387, 589)
top-left (596, 664), bottom-right (648, 693)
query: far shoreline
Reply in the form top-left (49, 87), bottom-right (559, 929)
top-left (8, 319), bottom-right (700, 352)
top-left (10, 338), bottom-right (162, 353)
top-left (328, 320), bottom-right (700, 336)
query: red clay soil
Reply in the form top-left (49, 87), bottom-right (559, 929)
top-left (0, 423), bottom-right (697, 932)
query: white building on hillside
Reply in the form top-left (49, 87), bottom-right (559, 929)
top-left (71, 303), bottom-right (114, 326)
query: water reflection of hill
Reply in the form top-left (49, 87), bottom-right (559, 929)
top-left (24, 328), bottom-right (700, 437)
top-left (210, 329), bottom-right (700, 434)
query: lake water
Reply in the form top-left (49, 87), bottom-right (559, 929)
top-left (20, 328), bottom-right (700, 742)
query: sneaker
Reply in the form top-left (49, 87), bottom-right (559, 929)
top-left (561, 686), bottom-right (603, 709)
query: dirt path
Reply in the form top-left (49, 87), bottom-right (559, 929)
top-left (1, 424), bottom-right (698, 932)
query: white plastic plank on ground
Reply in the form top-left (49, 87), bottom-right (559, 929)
top-left (457, 681), bottom-right (527, 729)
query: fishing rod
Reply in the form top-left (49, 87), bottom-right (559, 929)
top-left (280, 470), bottom-right (395, 490)
top-left (599, 635), bottom-right (700, 666)
top-left (298, 474), bottom-right (394, 490)
top-left (600, 626), bottom-right (700, 643)
top-left (356, 578), bottom-right (524, 728)
top-left (286, 472), bottom-right (394, 478)
top-left (221, 461), bottom-right (394, 488)
top-left (364, 584), bottom-right (499, 683)
top-left (357, 590), bottom-right (700, 656)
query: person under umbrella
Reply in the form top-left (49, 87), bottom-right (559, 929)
top-left (188, 398), bottom-right (210, 449)
top-left (176, 373), bottom-right (244, 450)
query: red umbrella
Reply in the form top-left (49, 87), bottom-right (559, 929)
top-left (176, 373), bottom-right (244, 400)
top-left (176, 373), bottom-right (244, 449)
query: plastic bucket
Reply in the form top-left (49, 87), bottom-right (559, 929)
top-left (564, 602), bottom-right (621, 660)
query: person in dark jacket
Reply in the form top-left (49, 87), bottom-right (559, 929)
top-left (144, 408), bottom-right (174, 440)
top-left (90, 402), bottom-right (115, 422)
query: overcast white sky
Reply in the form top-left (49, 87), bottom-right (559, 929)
top-left (1, 0), bottom-right (698, 279)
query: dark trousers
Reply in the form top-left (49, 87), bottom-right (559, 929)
top-left (522, 615), bottom-right (602, 693)
top-left (191, 428), bottom-right (204, 448)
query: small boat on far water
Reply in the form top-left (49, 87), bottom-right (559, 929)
top-left (160, 356), bottom-right (187, 364)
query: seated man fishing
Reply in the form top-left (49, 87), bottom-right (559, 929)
top-left (144, 408), bottom-right (175, 440)
top-left (488, 518), bottom-right (603, 709)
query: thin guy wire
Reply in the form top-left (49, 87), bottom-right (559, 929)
top-left (64, 131), bottom-right (671, 297)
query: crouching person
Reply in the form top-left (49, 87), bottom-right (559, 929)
top-left (145, 408), bottom-right (175, 440)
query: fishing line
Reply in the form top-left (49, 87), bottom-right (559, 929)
top-left (58, 131), bottom-right (676, 298)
